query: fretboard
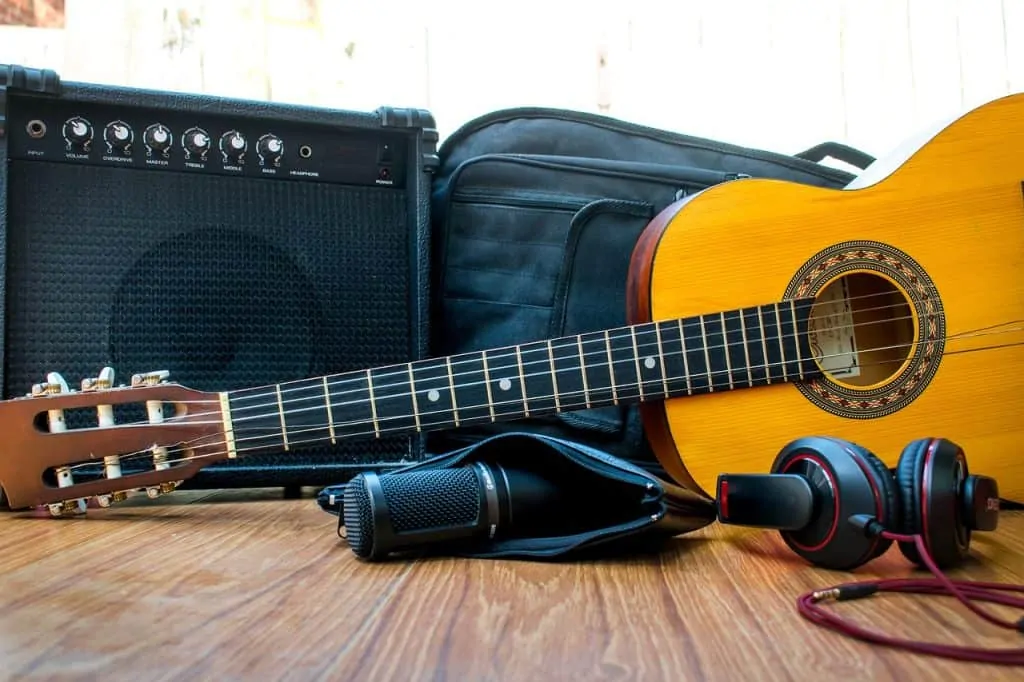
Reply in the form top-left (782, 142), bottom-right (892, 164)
top-left (224, 298), bottom-right (820, 455)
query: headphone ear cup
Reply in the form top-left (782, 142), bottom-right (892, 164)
top-left (895, 438), bottom-right (972, 568)
top-left (770, 436), bottom-right (898, 571)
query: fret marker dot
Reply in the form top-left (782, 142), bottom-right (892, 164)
top-left (644, 357), bottom-right (657, 369)
top-left (427, 389), bottom-right (440, 402)
top-left (499, 378), bottom-right (512, 391)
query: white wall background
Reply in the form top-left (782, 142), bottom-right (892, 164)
top-left (2, 0), bottom-right (1022, 158)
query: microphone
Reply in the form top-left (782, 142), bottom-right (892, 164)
top-left (342, 461), bottom-right (566, 560)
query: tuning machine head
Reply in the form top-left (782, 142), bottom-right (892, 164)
top-left (80, 366), bottom-right (116, 392)
top-left (31, 371), bottom-right (71, 397)
top-left (131, 370), bottom-right (170, 387)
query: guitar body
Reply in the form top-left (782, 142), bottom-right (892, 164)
top-left (630, 92), bottom-right (1024, 502)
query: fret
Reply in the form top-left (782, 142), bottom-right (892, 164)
top-left (630, 326), bottom-right (645, 400)
top-left (721, 309), bottom-right (751, 388)
top-left (577, 336), bottom-right (592, 408)
top-left (633, 324), bottom-right (669, 399)
top-left (681, 316), bottom-right (709, 393)
top-left (367, 365), bottom-right (417, 436)
top-left (742, 307), bottom-right (769, 386)
top-left (603, 330), bottom-right (620, 404)
top-left (754, 306), bottom-right (772, 384)
top-left (514, 345), bottom-right (529, 417)
top-left (449, 351), bottom-right (493, 424)
top-left (480, 352), bottom-right (496, 421)
top-left (275, 384), bottom-right (289, 450)
top-left (762, 305), bottom-right (785, 383)
top-left (366, 369), bottom-right (381, 437)
top-left (578, 330), bottom-right (615, 408)
top-left (718, 313), bottom-right (734, 390)
top-left (698, 316), bottom-right (715, 391)
top-left (775, 302), bottom-right (804, 381)
top-left (773, 303), bottom-right (790, 382)
top-left (549, 336), bottom-right (587, 410)
top-left (445, 356), bottom-right (461, 426)
top-left (407, 363), bottom-right (422, 431)
top-left (702, 314), bottom-right (730, 392)
top-left (653, 322), bottom-right (670, 397)
top-left (790, 300), bottom-right (806, 380)
top-left (483, 348), bottom-right (528, 418)
top-left (322, 377), bottom-right (336, 444)
top-left (519, 340), bottom-right (557, 413)
top-left (547, 340), bottom-right (562, 411)
top-left (606, 326), bottom-right (641, 401)
top-left (676, 319), bottom-right (694, 395)
top-left (736, 309), bottom-right (755, 387)
top-left (659, 320), bottom-right (692, 397)
top-left (410, 359), bottom-right (459, 430)
top-left (790, 298), bottom-right (820, 379)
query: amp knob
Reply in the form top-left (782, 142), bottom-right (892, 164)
top-left (62, 116), bottom-right (93, 150)
top-left (257, 133), bottom-right (284, 166)
top-left (219, 130), bottom-right (247, 163)
top-left (182, 127), bottom-right (211, 160)
top-left (103, 120), bottom-right (133, 154)
top-left (143, 123), bottom-right (173, 156)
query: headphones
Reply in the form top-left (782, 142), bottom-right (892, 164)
top-left (715, 435), bottom-right (1024, 665)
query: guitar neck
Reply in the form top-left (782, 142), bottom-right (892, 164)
top-left (223, 298), bottom-right (820, 456)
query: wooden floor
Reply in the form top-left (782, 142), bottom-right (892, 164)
top-left (1, 488), bottom-right (1021, 681)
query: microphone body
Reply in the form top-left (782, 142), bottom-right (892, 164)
top-left (343, 461), bottom-right (564, 560)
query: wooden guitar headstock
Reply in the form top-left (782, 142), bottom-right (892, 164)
top-left (0, 367), bottom-right (230, 516)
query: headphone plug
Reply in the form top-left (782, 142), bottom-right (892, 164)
top-left (848, 514), bottom-right (886, 537)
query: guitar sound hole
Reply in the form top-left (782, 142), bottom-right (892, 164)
top-left (807, 272), bottom-right (915, 388)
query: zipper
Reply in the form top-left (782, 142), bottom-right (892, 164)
top-left (449, 187), bottom-right (592, 212)
top-left (439, 106), bottom-right (854, 185)
top-left (444, 153), bottom-right (739, 213)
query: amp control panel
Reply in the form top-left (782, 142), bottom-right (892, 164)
top-left (8, 98), bottom-right (408, 188)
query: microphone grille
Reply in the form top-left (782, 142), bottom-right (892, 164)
top-left (379, 467), bottom-right (481, 532)
top-left (343, 474), bottom-right (376, 558)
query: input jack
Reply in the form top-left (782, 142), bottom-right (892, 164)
top-left (298, 144), bottom-right (312, 159)
top-left (26, 119), bottom-right (47, 139)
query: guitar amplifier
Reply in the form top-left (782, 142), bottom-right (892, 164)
top-left (0, 64), bottom-right (437, 491)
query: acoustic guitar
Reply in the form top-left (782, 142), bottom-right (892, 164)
top-left (1, 93), bottom-right (1023, 517)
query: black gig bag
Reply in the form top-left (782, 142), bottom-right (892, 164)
top-left (428, 107), bottom-right (874, 471)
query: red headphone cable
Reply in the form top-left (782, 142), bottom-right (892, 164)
top-left (797, 518), bottom-right (1024, 665)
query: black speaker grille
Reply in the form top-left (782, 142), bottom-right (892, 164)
top-left (4, 161), bottom-right (419, 486)
top-left (379, 468), bottom-right (481, 532)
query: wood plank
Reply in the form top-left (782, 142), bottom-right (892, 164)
top-left (0, 491), bottom-right (1021, 680)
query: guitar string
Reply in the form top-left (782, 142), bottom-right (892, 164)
top-left (54, 291), bottom-right (937, 452)
top-left (184, 322), bottom-right (1024, 447)
top-left (57, 311), bottom-right (1015, 448)
top-left (50, 324), bottom-right (1024, 480)
top-left (57, 332), bottom-right (1024, 483)
top-left (145, 302), bottom-right (941, 427)
top-left (54, 306), bottom-right (928, 441)
top-left (230, 291), bottom-right (936, 406)
top-left (131, 288), bottom-right (932, 412)
top-left (171, 310), bottom-right (999, 430)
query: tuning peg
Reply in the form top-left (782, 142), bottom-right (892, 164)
top-left (80, 366), bottom-right (115, 392)
top-left (131, 370), bottom-right (170, 387)
top-left (32, 370), bottom-right (73, 397)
